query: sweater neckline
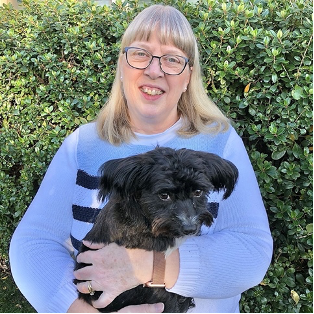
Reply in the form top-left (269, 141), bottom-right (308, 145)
top-left (130, 117), bottom-right (183, 146)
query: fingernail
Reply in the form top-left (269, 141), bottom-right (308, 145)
top-left (154, 303), bottom-right (164, 312)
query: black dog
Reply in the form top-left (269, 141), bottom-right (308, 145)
top-left (74, 147), bottom-right (238, 312)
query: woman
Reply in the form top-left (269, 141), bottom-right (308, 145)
top-left (10, 4), bottom-right (273, 313)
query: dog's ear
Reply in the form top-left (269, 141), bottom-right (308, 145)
top-left (193, 151), bottom-right (239, 200)
top-left (97, 155), bottom-right (151, 201)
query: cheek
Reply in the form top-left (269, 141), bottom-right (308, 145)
top-left (121, 62), bottom-right (139, 91)
top-left (168, 75), bottom-right (189, 96)
top-left (122, 80), bottom-right (138, 106)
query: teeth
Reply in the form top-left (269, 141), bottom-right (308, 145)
top-left (142, 87), bottom-right (163, 95)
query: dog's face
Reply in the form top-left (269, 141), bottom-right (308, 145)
top-left (98, 147), bottom-right (238, 238)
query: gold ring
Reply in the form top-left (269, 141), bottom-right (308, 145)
top-left (87, 281), bottom-right (95, 296)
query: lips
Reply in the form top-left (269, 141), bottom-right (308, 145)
top-left (140, 86), bottom-right (164, 96)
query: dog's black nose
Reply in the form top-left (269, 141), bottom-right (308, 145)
top-left (183, 225), bottom-right (197, 235)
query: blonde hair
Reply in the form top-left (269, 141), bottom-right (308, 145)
top-left (97, 4), bottom-right (229, 144)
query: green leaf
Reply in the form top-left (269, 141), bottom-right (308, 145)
top-left (271, 150), bottom-right (287, 160)
top-left (306, 223), bottom-right (313, 234)
top-left (291, 85), bottom-right (304, 100)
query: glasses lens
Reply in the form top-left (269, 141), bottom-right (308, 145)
top-left (160, 55), bottom-right (187, 75)
top-left (125, 47), bottom-right (188, 75)
top-left (126, 48), bottom-right (151, 69)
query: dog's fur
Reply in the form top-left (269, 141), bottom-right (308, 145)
top-left (74, 147), bottom-right (238, 312)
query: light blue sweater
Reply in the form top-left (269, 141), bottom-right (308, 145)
top-left (10, 120), bottom-right (273, 313)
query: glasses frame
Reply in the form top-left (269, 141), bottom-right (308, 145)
top-left (123, 46), bottom-right (189, 75)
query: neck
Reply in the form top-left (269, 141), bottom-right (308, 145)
top-left (131, 114), bottom-right (180, 135)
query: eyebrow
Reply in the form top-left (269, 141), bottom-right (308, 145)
top-left (131, 42), bottom-right (185, 56)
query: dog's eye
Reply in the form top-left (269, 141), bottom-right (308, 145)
top-left (158, 193), bottom-right (171, 201)
top-left (193, 190), bottom-right (203, 197)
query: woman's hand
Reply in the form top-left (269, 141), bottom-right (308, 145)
top-left (74, 242), bottom-right (154, 309)
top-left (67, 298), bottom-right (164, 313)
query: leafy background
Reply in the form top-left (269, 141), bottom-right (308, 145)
top-left (0, 0), bottom-right (312, 312)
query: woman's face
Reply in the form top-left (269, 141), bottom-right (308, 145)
top-left (120, 33), bottom-right (192, 134)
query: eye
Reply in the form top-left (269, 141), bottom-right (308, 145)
top-left (132, 48), bottom-right (150, 59)
top-left (164, 55), bottom-right (181, 64)
top-left (135, 51), bottom-right (147, 57)
top-left (193, 190), bottom-right (203, 197)
top-left (158, 193), bottom-right (171, 201)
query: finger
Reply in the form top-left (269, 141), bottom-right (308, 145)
top-left (83, 240), bottom-right (106, 250)
top-left (76, 281), bottom-right (89, 294)
top-left (74, 264), bottom-right (94, 280)
top-left (92, 291), bottom-right (116, 309)
top-left (117, 303), bottom-right (165, 313)
top-left (76, 249), bottom-right (97, 264)
top-left (76, 280), bottom-right (99, 294)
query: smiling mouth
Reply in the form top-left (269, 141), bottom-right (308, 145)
top-left (141, 87), bottom-right (164, 96)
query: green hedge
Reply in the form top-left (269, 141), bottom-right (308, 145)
top-left (0, 0), bottom-right (312, 312)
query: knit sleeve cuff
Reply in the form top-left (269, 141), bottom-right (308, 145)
top-left (48, 282), bottom-right (78, 313)
top-left (167, 237), bottom-right (200, 296)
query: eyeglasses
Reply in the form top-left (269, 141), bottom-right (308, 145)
top-left (123, 47), bottom-right (189, 75)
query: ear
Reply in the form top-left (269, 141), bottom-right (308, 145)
top-left (97, 155), bottom-right (152, 201)
top-left (185, 68), bottom-right (192, 88)
top-left (194, 151), bottom-right (239, 200)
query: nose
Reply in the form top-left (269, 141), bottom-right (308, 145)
top-left (182, 224), bottom-right (198, 235)
top-left (144, 57), bottom-right (164, 78)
